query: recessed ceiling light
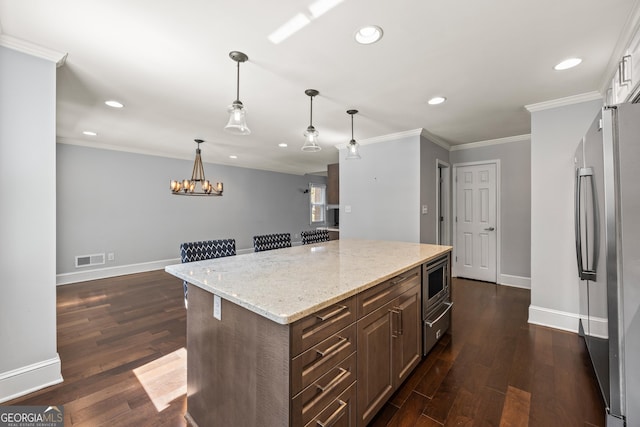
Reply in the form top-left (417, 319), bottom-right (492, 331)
top-left (428, 96), bottom-right (447, 105)
top-left (82, 131), bottom-right (97, 136)
top-left (229, 155), bottom-right (238, 159)
top-left (554, 58), bottom-right (582, 71)
top-left (278, 143), bottom-right (288, 148)
top-left (355, 25), bottom-right (383, 45)
top-left (105, 100), bottom-right (124, 108)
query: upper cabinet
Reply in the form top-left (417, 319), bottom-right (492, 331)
top-left (607, 27), bottom-right (640, 104)
top-left (327, 163), bottom-right (339, 205)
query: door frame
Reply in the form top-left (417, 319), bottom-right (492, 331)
top-left (452, 160), bottom-right (501, 281)
top-left (435, 159), bottom-right (451, 245)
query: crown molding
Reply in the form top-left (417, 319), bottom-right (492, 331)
top-left (0, 34), bottom-right (67, 67)
top-left (449, 134), bottom-right (531, 151)
top-left (419, 129), bottom-right (451, 151)
top-left (524, 91), bottom-right (602, 113)
top-left (334, 128), bottom-right (424, 150)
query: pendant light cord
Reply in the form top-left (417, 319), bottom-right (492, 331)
top-left (236, 61), bottom-right (240, 102)
top-left (309, 95), bottom-right (314, 127)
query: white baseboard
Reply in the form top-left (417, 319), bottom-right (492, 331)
top-left (56, 258), bottom-right (180, 285)
top-left (498, 274), bottom-right (531, 289)
top-left (55, 243), bottom-right (305, 285)
top-left (0, 356), bottom-right (63, 403)
top-left (528, 305), bottom-right (580, 333)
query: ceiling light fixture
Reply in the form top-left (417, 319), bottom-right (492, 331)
top-left (345, 109), bottom-right (361, 160)
top-left (428, 96), bottom-right (447, 105)
top-left (82, 131), bottom-right (97, 136)
top-left (278, 143), bottom-right (288, 148)
top-left (268, 13), bottom-right (311, 44)
top-left (554, 58), bottom-right (582, 70)
top-left (170, 139), bottom-right (223, 196)
top-left (302, 89), bottom-right (321, 152)
top-left (105, 100), bottom-right (124, 108)
top-left (355, 25), bottom-right (383, 44)
top-left (224, 51), bottom-right (251, 135)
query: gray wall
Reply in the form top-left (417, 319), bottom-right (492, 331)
top-left (57, 143), bottom-right (326, 276)
top-left (420, 135), bottom-right (450, 244)
top-left (339, 135), bottom-right (421, 242)
top-left (450, 139), bottom-right (531, 278)
top-left (0, 46), bottom-right (61, 402)
top-left (529, 99), bottom-right (602, 331)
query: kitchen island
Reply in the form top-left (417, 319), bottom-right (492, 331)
top-left (165, 239), bottom-right (451, 427)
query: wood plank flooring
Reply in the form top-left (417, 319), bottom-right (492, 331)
top-left (6, 272), bottom-right (605, 426)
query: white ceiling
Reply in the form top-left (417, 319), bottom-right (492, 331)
top-left (1, 0), bottom-right (638, 175)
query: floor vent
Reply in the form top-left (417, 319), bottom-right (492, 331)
top-left (75, 253), bottom-right (106, 268)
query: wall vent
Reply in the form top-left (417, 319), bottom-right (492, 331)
top-left (75, 253), bottom-right (105, 268)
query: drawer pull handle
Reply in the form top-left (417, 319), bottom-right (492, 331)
top-left (316, 399), bottom-right (347, 427)
top-left (425, 302), bottom-right (453, 327)
top-left (390, 308), bottom-right (401, 337)
top-left (391, 271), bottom-right (418, 286)
top-left (315, 367), bottom-right (348, 393)
top-left (316, 336), bottom-right (348, 357)
top-left (316, 305), bottom-right (347, 321)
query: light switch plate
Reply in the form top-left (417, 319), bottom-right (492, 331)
top-left (422, 205), bottom-right (428, 214)
top-left (345, 205), bottom-right (352, 213)
top-left (213, 294), bottom-right (221, 320)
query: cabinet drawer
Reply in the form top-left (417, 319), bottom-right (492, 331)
top-left (292, 353), bottom-right (356, 427)
top-left (424, 301), bottom-right (452, 356)
top-left (291, 323), bottom-right (356, 396)
top-left (357, 266), bottom-right (421, 318)
top-left (291, 296), bottom-right (356, 357)
top-left (304, 381), bottom-right (357, 427)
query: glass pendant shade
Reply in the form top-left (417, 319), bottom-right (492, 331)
top-left (346, 139), bottom-right (361, 160)
top-left (302, 125), bottom-right (321, 151)
top-left (225, 101), bottom-right (250, 135)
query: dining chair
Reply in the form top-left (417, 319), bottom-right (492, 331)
top-left (179, 238), bottom-right (236, 308)
top-left (253, 233), bottom-right (291, 252)
top-left (301, 229), bottom-right (330, 245)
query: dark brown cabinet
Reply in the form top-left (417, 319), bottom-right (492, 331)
top-left (355, 268), bottom-right (422, 426)
top-left (327, 163), bottom-right (339, 205)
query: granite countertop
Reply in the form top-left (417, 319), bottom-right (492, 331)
top-left (165, 239), bottom-right (451, 325)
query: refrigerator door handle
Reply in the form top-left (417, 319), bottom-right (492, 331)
top-left (575, 167), bottom-right (599, 281)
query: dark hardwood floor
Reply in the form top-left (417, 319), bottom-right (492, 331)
top-left (7, 272), bottom-right (605, 426)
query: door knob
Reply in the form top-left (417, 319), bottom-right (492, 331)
top-left (484, 227), bottom-right (495, 231)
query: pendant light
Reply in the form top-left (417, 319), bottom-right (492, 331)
top-left (170, 139), bottom-right (223, 196)
top-left (302, 89), bottom-right (321, 152)
top-left (224, 51), bottom-right (250, 135)
top-left (345, 109), bottom-right (361, 160)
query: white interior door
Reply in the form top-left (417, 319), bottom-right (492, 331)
top-left (455, 163), bottom-right (497, 282)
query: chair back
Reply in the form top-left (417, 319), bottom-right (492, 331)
top-left (180, 239), bottom-right (236, 263)
top-left (253, 233), bottom-right (291, 252)
top-left (301, 229), bottom-right (330, 245)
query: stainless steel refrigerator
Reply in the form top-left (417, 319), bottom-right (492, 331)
top-left (574, 103), bottom-right (640, 427)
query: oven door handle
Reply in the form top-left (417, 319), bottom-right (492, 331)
top-left (425, 302), bottom-right (453, 327)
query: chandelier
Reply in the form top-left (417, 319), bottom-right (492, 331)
top-left (170, 139), bottom-right (223, 196)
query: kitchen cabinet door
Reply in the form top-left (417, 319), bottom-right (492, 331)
top-left (356, 299), bottom-right (395, 426)
top-left (392, 283), bottom-right (422, 387)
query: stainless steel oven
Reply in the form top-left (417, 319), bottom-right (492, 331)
top-left (422, 253), bottom-right (453, 355)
